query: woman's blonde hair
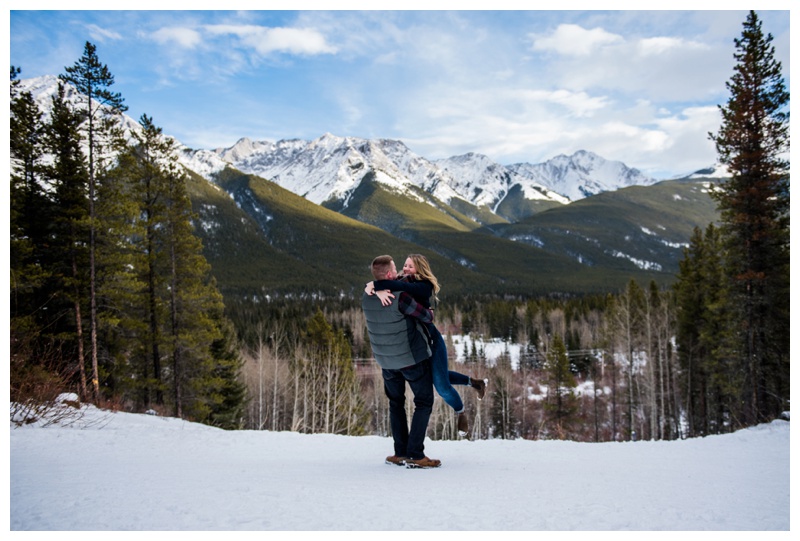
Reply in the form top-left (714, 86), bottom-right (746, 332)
top-left (407, 253), bottom-right (440, 299)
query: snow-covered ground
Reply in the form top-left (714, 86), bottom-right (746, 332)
top-left (9, 397), bottom-right (791, 532)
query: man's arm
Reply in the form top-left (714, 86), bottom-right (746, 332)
top-left (397, 292), bottom-right (433, 324)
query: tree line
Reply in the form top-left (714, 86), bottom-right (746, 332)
top-left (10, 12), bottom-right (788, 440)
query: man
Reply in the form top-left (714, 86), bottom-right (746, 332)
top-left (362, 255), bottom-right (441, 469)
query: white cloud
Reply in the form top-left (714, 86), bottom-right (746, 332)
top-left (399, 82), bottom-right (721, 178)
top-left (85, 23), bottom-right (122, 42)
top-left (637, 36), bottom-right (707, 56)
top-left (150, 27), bottom-right (203, 49)
top-left (539, 89), bottom-right (609, 118)
top-left (530, 24), bottom-right (624, 56)
top-left (203, 24), bottom-right (337, 56)
top-left (143, 22), bottom-right (337, 86)
top-left (527, 21), bottom-right (728, 102)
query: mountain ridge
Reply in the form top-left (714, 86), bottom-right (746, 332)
top-left (194, 133), bottom-right (658, 223)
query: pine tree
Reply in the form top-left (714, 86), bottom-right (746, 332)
top-left (10, 71), bottom-right (45, 296)
top-left (709, 11), bottom-right (790, 424)
top-left (201, 317), bottom-right (247, 429)
top-left (698, 225), bottom-right (738, 431)
top-left (161, 137), bottom-right (229, 420)
top-left (676, 224), bottom-right (738, 435)
top-left (675, 227), bottom-right (707, 435)
top-left (124, 115), bottom-right (172, 407)
top-left (113, 114), bottom-right (239, 421)
top-left (59, 42), bottom-right (128, 402)
top-left (41, 82), bottom-right (92, 398)
top-left (10, 67), bottom-right (49, 305)
top-left (93, 129), bottom-right (147, 403)
top-left (10, 67), bottom-right (52, 388)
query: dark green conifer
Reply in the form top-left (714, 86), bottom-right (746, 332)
top-left (10, 67), bottom-right (51, 391)
top-left (709, 10), bottom-right (790, 424)
top-left (59, 41), bottom-right (128, 402)
top-left (41, 82), bottom-right (92, 398)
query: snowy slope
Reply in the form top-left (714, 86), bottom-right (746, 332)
top-left (10, 398), bottom-right (790, 531)
top-left (211, 134), bottom-right (625, 210)
top-left (684, 164), bottom-right (732, 179)
top-left (206, 133), bottom-right (472, 207)
top-left (434, 152), bottom-right (569, 210)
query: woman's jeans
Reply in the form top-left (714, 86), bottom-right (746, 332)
top-left (427, 322), bottom-right (470, 413)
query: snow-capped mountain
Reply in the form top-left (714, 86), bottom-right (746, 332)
top-left (207, 134), bottom-right (434, 206)
top-left (202, 134), bottom-right (650, 216)
top-left (684, 164), bottom-right (732, 179)
top-left (433, 152), bottom-right (570, 209)
top-left (199, 134), bottom-right (491, 209)
top-left (508, 151), bottom-right (657, 201)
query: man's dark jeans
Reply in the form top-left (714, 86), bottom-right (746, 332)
top-left (382, 359), bottom-right (433, 460)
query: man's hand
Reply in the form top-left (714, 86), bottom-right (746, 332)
top-left (375, 289), bottom-right (395, 306)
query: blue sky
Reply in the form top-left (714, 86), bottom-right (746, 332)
top-left (7, 5), bottom-right (792, 179)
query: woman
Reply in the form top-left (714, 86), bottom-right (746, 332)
top-left (365, 254), bottom-right (487, 437)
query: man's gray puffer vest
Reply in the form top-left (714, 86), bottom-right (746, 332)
top-left (362, 292), bottom-right (431, 370)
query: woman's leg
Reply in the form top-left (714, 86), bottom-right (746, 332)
top-left (442, 339), bottom-right (486, 394)
top-left (448, 370), bottom-right (471, 386)
top-left (428, 326), bottom-right (464, 413)
top-left (449, 369), bottom-right (488, 400)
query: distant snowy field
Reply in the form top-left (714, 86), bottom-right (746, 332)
top-left (9, 397), bottom-right (790, 532)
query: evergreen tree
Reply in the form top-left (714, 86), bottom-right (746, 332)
top-left (200, 317), bottom-right (247, 429)
top-left (59, 42), bottom-right (128, 402)
top-left (709, 11), bottom-right (790, 424)
top-left (161, 136), bottom-right (230, 421)
top-left (10, 68), bottom-right (47, 324)
top-left (93, 130), bottom-right (147, 404)
top-left (41, 82), bottom-right (92, 398)
top-left (675, 227), bottom-right (707, 435)
top-left (111, 114), bottom-right (240, 421)
top-left (676, 225), bottom-right (739, 435)
top-left (10, 67), bottom-right (52, 390)
top-left (125, 115), bottom-right (172, 407)
top-left (698, 226), bottom-right (738, 432)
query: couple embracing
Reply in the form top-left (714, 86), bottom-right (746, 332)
top-left (361, 254), bottom-right (487, 469)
